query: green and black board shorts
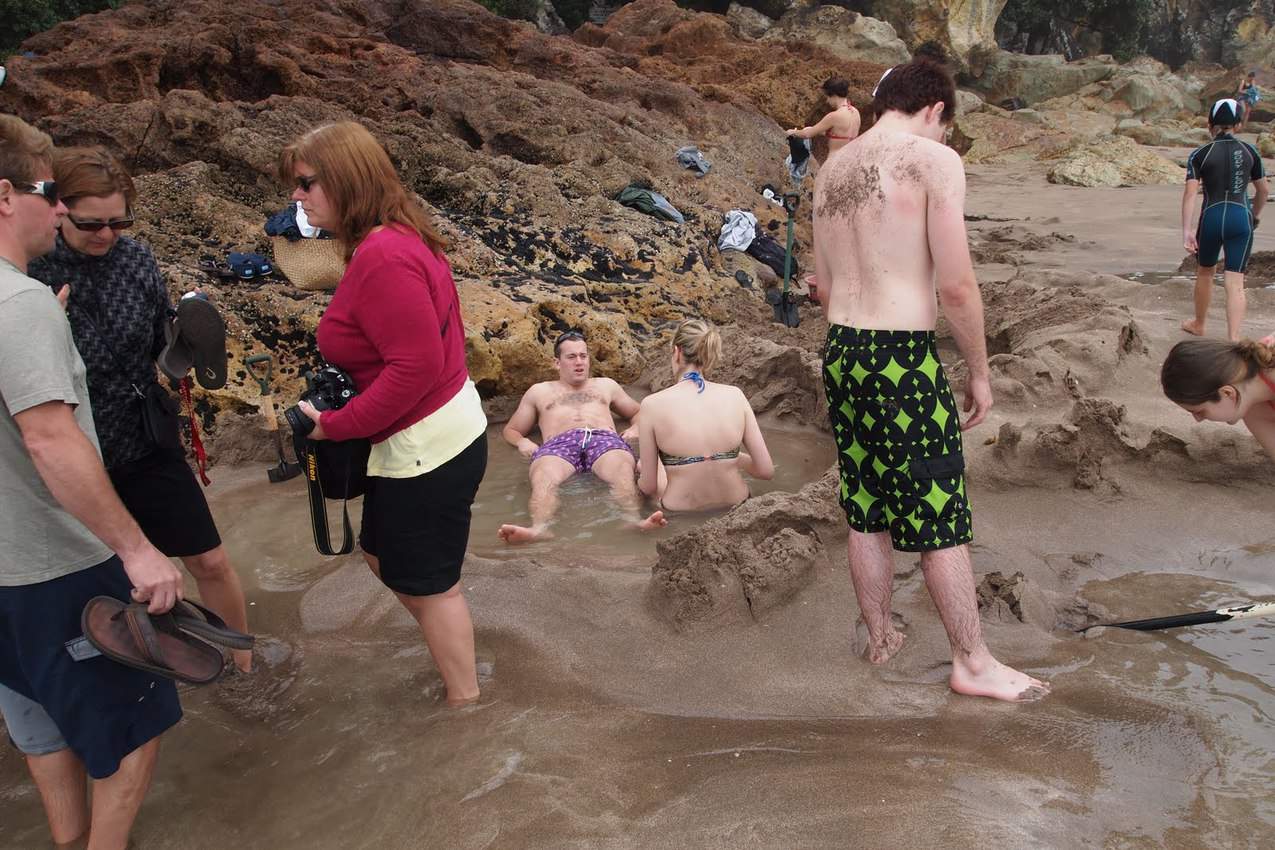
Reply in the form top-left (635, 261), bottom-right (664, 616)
top-left (823, 325), bottom-right (973, 553)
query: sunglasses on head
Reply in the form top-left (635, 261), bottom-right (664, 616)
top-left (11, 180), bottom-right (58, 204)
top-left (66, 213), bottom-right (134, 233)
top-left (555, 330), bottom-right (586, 347)
top-left (295, 173), bottom-right (319, 192)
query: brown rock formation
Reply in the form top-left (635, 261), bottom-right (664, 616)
top-left (1045, 135), bottom-right (1183, 188)
top-left (0, 0), bottom-right (888, 453)
top-left (870, 0), bottom-right (1008, 73)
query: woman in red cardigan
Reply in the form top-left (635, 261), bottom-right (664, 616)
top-left (284, 122), bottom-right (488, 706)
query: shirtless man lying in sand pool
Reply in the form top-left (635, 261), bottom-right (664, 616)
top-left (812, 57), bottom-right (1049, 702)
top-left (499, 331), bottom-right (666, 543)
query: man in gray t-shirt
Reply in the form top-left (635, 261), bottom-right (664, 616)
top-left (0, 115), bottom-right (184, 849)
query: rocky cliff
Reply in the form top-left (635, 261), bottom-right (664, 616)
top-left (0, 0), bottom-right (885, 448)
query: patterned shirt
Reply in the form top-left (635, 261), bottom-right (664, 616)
top-left (28, 236), bottom-right (172, 469)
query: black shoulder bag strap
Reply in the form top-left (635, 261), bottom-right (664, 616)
top-left (293, 429), bottom-right (356, 557)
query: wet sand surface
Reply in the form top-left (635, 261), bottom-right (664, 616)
top-left (4, 172), bottom-right (1275, 848)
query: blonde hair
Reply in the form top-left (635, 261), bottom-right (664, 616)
top-left (52, 147), bottom-right (136, 208)
top-left (278, 122), bottom-right (445, 261)
top-left (1161, 338), bottom-right (1275, 405)
top-left (673, 319), bottom-right (722, 373)
top-left (0, 115), bottom-right (53, 185)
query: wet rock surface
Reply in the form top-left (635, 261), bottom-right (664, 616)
top-left (0, 0), bottom-right (892, 453)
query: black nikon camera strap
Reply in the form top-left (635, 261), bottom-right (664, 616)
top-left (293, 430), bottom-right (357, 557)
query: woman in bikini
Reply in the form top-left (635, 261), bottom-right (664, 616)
top-left (787, 77), bottom-right (860, 155)
top-left (637, 320), bottom-right (774, 512)
top-left (1161, 337), bottom-right (1275, 459)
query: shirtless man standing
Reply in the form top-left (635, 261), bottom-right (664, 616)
top-left (813, 59), bottom-right (1049, 702)
top-left (499, 331), bottom-right (665, 543)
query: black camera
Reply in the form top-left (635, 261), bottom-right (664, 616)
top-left (284, 365), bottom-right (358, 437)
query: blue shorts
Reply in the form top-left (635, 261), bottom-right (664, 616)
top-left (1197, 203), bottom-right (1254, 273)
top-left (0, 557), bottom-right (182, 779)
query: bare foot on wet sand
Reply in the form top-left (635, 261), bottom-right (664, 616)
top-left (1181, 318), bottom-right (1205, 336)
top-left (950, 656), bottom-right (1050, 702)
top-left (856, 616), bottom-right (907, 664)
top-left (498, 524), bottom-right (552, 544)
top-left (446, 693), bottom-right (481, 709)
top-left (636, 510), bottom-right (667, 531)
top-left (866, 628), bottom-right (906, 665)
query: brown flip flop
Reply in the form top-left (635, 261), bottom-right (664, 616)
top-left (169, 599), bottom-right (254, 651)
top-left (81, 596), bottom-right (226, 685)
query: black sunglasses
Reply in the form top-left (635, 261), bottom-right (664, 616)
top-left (555, 330), bottom-right (586, 346)
top-left (12, 180), bottom-right (58, 204)
top-left (66, 213), bottom-right (134, 232)
top-left (295, 173), bottom-right (319, 192)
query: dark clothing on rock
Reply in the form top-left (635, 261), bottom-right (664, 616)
top-left (746, 226), bottom-right (799, 280)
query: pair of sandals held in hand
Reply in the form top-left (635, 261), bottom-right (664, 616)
top-left (82, 597), bottom-right (254, 685)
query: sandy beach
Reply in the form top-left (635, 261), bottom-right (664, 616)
top-left (3, 158), bottom-right (1272, 849)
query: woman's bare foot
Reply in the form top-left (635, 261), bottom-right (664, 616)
top-left (446, 692), bottom-right (480, 708)
top-left (636, 511), bottom-right (667, 531)
top-left (498, 524), bottom-right (551, 544)
top-left (1181, 318), bottom-right (1205, 336)
top-left (232, 648), bottom-right (253, 674)
top-left (950, 654), bottom-right (1050, 702)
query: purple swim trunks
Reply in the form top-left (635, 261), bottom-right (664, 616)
top-left (531, 428), bottom-right (634, 473)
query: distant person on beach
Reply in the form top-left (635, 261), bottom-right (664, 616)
top-left (0, 115), bottom-right (183, 849)
top-left (787, 77), bottom-right (860, 156)
top-left (1237, 71), bottom-right (1260, 129)
top-left (286, 121), bottom-right (489, 707)
top-left (812, 58), bottom-right (1049, 701)
top-left (636, 319), bottom-right (774, 513)
top-left (1161, 337), bottom-right (1275, 459)
top-left (1180, 99), bottom-right (1267, 341)
top-left (499, 331), bottom-right (665, 543)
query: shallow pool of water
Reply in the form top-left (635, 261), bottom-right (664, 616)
top-left (1123, 270), bottom-right (1275, 289)
top-left (468, 424), bottom-right (835, 559)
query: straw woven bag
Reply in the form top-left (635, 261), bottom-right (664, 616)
top-left (270, 236), bottom-right (347, 291)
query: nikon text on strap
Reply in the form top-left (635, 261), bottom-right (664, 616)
top-left (293, 430), bottom-right (357, 556)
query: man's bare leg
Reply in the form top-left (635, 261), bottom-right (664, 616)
top-left (1224, 270), bottom-right (1247, 341)
top-left (181, 545), bottom-right (252, 673)
top-left (848, 529), bottom-right (905, 664)
top-left (366, 555), bottom-right (479, 705)
top-left (86, 737), bottom-right (160, 850)
top-left (920, 545), bottom-right (1050, 702)
top-left (591, 450), bottom-right (666, 530)
top-left (1182, 263), bottom-right (1216, 336)
top-left (25, 748), bottom-right (89, 845)
top-left (498, 456), bottom-right (576, 544)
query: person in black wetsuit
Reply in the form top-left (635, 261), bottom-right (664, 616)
top-left (1181, 99), bottom-right (1269, 341)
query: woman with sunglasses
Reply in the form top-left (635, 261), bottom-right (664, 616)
top-left (284, 122), bottom-right (488, 707)
top-left (27, 146), bottom-right (253, 673)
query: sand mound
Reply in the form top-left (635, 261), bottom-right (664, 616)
top-left (649, 469), bottom-right (842, 629)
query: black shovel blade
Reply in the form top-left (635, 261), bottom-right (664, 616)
top-left (267, 461), bottom-right (303, 483)
top-left (781, 291), bottom-right (800, 327)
